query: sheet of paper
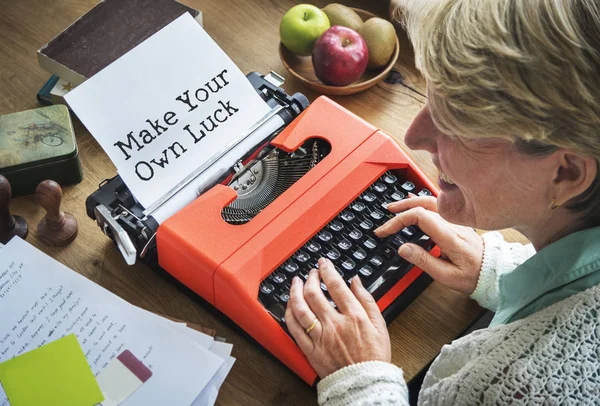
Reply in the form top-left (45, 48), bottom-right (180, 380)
top-left (152, 113), bottom-right (284, 223)
top-left (208, 341), bottom-right (233, 359)
top-left (191, 357), bottom-right (236, 406)
top-left (0, 333), bottom-right (104, 406)
top-left (152, 313), bottom-right (214, 348)
top-left (65, 12), bottom-right (271, 209)
top-left (168, 322), bottom-right (235, 406)
top-left (143, 310), bottom-right (237, 406)
top-left (0, 238), bottom-right (224, 406)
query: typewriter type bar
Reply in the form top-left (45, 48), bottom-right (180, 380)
top-left (157, 96), bottom-right (441, 385)
top-left (85, 72), bottom-right (309, 265)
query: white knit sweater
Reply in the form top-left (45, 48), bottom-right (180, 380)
top-left (317, 232), bottom-right (600, 405)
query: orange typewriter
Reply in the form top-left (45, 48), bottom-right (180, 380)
top-left (87, 72), bottom-right (439, 385)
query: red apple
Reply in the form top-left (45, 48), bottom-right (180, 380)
top-left (312, 26), bottom-right (368, 86)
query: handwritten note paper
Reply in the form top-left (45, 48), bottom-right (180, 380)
top-left (65, 13), bottom-right (271, 208)
top-left (0, 334), bottom-right (104, 406)
top-left (0, 238), bottom-right (224, 406)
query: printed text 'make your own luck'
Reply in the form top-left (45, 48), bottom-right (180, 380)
top-left (113, 69), bottom-right (241, 181)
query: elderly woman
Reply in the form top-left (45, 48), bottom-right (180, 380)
top-left (285, 0), bottom-right (600, 404)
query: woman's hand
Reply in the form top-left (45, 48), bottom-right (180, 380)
top-left (285, 258), bottom-right (391, 378)
top-left (375, 195), bottom-right (484, 295)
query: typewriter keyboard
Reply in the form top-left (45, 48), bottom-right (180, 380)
top-left (258, 171), bottom-right (433, 327)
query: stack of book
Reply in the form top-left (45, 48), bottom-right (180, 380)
top-left (36, 0), bottom-right (203, 107)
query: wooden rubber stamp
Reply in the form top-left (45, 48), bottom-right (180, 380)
top-left (0, 175), bottom-right (28, 244)
top-left (36, 180), bottom-right (78, 246)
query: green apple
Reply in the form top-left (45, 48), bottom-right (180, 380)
top-left (280, 4), bottom-right (330, 56)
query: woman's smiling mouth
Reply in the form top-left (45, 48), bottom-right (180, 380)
top-left (439, 169), bottom-right (455, 185)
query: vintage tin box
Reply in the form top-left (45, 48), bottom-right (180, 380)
top-left (0, 105), bottom-right (82, 196)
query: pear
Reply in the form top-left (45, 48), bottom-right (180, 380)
top-left (358, 17), bottom-right (397, 70)
top-left (321, 4), bottom-right (363, 31)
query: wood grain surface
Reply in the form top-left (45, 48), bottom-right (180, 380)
top-left (0, 0), bottom-right (527, 404)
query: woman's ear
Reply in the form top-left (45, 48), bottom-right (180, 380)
top-left (552, 150), bottom-right (598, 206)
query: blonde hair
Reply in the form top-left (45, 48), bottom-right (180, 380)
top-left (395, 0), bottom-right (600, 222)
top-left (395, 0), bottom-right (600, 156)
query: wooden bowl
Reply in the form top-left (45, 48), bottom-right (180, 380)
top-left (279, 8), bottom-right (400, 96)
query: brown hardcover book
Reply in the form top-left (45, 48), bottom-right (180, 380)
top-left (37, 0), bottom-right (203, 86)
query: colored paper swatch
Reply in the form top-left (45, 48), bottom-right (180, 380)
top-left (97, 350), bottom-right (152, 406)
top-left (0, 333), bottom-right (104, 406)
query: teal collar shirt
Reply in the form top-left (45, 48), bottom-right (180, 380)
top-left (491, 226), bottom-right (600, 327)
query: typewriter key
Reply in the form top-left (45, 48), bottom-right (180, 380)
top-left (318, 230), bottom-right (333, 242)
top-left (364, 237), bottom-right (378, 250)
top-left (341, 258), bottom-right (356, 271)
top-left (306, 241), bottom-right (321, 253)
top-left (348, 229), bottom-right (363, 240)
top-left (295, 251), bottom-right (310, 262)
top-left (329, 221), bottom-right (344, 232)
top-left (383, 173), bottom-right (398, 184)
top-left (351, 201), bottom-right (367, 212)
top-left (373, 183), bottom-right (387, 193)
top-left (353, 248), bottom-right (367, 260)
top-left (400, 181), bottom-right (416, 193)
top-left (362, 192), bottom-right (377, 202)
top-left (359, 218), bottom-right (374, 230)
top-left (340, 211), bottom-right (355, 222)
top-left (326, 248), bottom-right (341, 260)
top-left (370, 210), bottom-right (385, 220)
top-left (391, 192), bottom-right (405, 201)
top-left (337, 238), bottom-right (352, 250)
top-left (270, 273), bottom-right (287, 284)
top-left (370, 255), bottom-right (384, 268)
top-left (260, 282), bottom-right (275, 295)
top-left (358, 265), bottom-right (373, 278)
top-left (283, 261), bottom-right (299, 273)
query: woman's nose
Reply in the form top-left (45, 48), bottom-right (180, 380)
top-left (404, 105), bottom-right (438, 153)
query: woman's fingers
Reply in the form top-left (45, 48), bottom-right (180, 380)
top-left (350, 277), bottom-right (386, 332)
top-left (303, 268), bottom-right (338, 320)
top-left (375, 207), bottom-right (456, 248)
top-left (386, 195), bottom-right (438, 213)
top-left (285, 299), bottom-right (315, 353)
top-left (317, 258), bottom-right (362, 315)
top-left (288, 276), bottom-right (323, 340)
top-left (397, 242), bottom-right (457, 283)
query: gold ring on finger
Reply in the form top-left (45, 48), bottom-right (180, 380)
top-left (305, 318), bottom-right (319, 335)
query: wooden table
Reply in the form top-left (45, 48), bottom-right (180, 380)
top-left (0, 0), bottom-right (521, 404)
